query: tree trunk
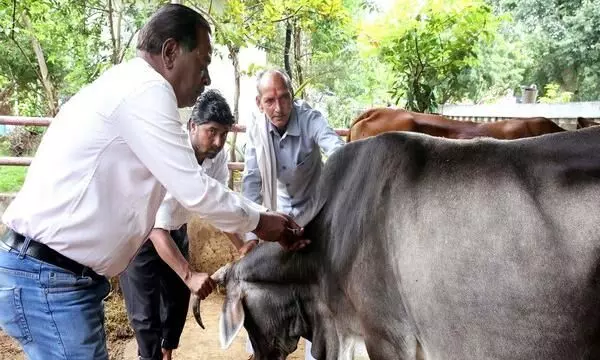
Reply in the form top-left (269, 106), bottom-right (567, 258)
top-left (284, 20), bottom-right (293, 82)
top-left (228, 46), bottom-right (241, 190)
top-left (108, 0), bottom-right (117, 64)
top-left (293, 22), bottom-right (304, 98)
top-left (23, 15), bottom-right (58, 116)
top-left (108, 0), bottom-right (123, 65)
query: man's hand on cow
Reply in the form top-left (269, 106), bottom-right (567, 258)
top-left (253, 212), bottom-right (311, 251)
top-left (185, 272), bottom-right (216, 300)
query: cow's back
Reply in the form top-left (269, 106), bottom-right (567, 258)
top-left (481, 117), bottom-right (566, 139)
top-left (309, 127), bottom-right (600, 359)
top-left (347, 108), bottom-right (417, 141)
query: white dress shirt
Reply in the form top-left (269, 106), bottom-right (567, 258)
top-left (2, 57), bottom-right (263, 276)
top-left (154, 149), bottom-right (229, 231)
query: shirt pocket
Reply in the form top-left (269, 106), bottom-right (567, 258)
top-left (295, 150), bottom-right (314, 167)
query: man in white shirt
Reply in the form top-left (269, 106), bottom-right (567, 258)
top-left (120, 89), bottom-right (245, 360)
top-left (0, 5), bottom-right (307, 360)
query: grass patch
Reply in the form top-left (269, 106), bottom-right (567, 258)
top-left (0, 166), bottom-right (27, 193)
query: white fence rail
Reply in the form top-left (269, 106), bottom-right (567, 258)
top-left (440, 102), bottom-right (600, 129)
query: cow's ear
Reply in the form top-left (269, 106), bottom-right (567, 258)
top-left (219, 288), bottom-right (245, 349)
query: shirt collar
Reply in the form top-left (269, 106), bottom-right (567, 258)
top-left (201, 157), bottom-right (213, 169)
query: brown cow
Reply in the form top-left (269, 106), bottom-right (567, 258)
top-left (348, 107), bottom-right (566, 142)
top-left (577, 117), bottom-right (600, 129)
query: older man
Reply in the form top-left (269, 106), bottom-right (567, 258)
top-left (0, 6), bottom-right (305, 360)
top-left (242, 69), bottom-right (345, 359)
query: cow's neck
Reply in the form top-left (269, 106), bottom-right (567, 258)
top-left (234, 242), bottom-right (320, 284)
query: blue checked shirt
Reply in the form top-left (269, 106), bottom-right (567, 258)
top-left (242, 100), bottom-right (344, 231)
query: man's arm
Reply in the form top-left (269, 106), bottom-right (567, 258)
top-left (116, 83), bottom-right (304, 247)
top-left (149, 228), bottom-right (214, 299)
top-left (118, 83), bottom-right (259, 233)
top-left (214, 151), bottom-right (258, 253)
top-left (309, 109), bottom-right (345, 157)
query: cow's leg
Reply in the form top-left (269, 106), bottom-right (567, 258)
top-left (336, 333), bottom-right (355, 360)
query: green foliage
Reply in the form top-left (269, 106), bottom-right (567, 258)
top-left (261, 0), bottom-right (392, 125)
top-left (539, 83), bottom-right (573, 103)
top-left (1, 0), bottom-right (598, 131)
top-left (190, 0), bottom-right (375, 129)
top-left (262, 0), bottom-right (352, 86)
top-left (455, 14), bottom-right (531, 103)
top-left (0, 0), bottom-right (161, 116)
top-left (488, 0), bottom-right (600, 101)
top-left (367, 0), bottom-right (498, 112)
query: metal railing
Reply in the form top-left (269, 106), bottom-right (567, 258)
top-left (0, 116), bottom-right (350, 170)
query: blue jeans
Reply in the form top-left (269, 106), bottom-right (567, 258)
top-left (0, 242), bottom-right (110, 359)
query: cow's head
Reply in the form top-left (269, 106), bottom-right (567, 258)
top-left (193, 242), bottom-right (318, 360)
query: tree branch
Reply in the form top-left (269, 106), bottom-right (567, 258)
top-left (22, 14), bottom-right (58, 115)
top-left (272, 6), bottom-right (304, 23)
top-left (85, 5), bottom-right (109, 13)
top-left (6, 12), bottom-right (44, 91)
top-left (118, 30), bottom-right (137, 63)
top-left (284, 20), bottom-right (293, 80)
top-left (108, 0), bottom-right (117, 64)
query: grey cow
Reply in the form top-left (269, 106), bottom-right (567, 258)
top-left (195, 126), bottom-right (600, 360)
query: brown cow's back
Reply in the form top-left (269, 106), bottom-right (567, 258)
top-left (348, 108), bottom-right (566, 141)
top-left (348, 108), bottom-right (476, 141)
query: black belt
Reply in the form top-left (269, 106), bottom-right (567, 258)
top-left (1, 229), bottom-right (103, 280)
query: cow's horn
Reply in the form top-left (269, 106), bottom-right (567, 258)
top-left (192, 263), bottom-right (234, 329)
top-left (192, 295), bottom-right (205, 329)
